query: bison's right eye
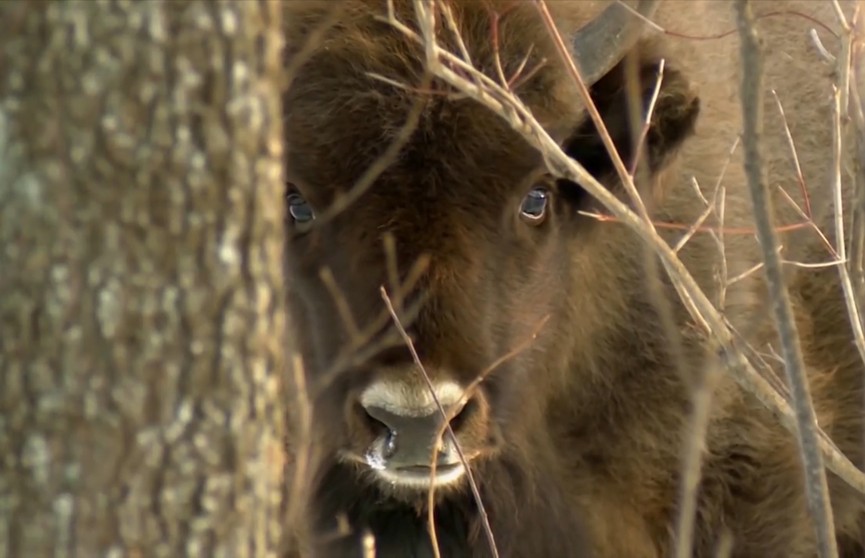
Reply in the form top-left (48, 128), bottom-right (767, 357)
top-left (519, 186), bottom-right (550, 226)
top-left (287, 190), bottom-right (315, 228)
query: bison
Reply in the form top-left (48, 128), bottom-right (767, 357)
top-left (283, 0), bottom-right (865, 556)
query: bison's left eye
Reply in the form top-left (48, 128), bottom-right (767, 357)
top-left (519, 186), bottom-right (550, 225)
top-left (287, 189), bottom-right (315, 228)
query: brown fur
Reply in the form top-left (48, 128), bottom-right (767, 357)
top-left (284, 1), bottom-right (865, 557)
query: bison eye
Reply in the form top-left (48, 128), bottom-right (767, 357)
top-left (519, 186), bottom-right (550, 225)
top-left (287, 190), bottom-right (315, 227)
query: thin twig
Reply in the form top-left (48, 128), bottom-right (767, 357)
top-left (284, 0), bottom-right (348, 91)
top-left (361, 530), bottom-right (376, 558)
top-left (424, 314), bottom-right (550, 558)
top-left (772, 90), bottom-right (812, 218)
top-left (630, 59), bottom-right (666, 177)
top-left (533, 0), bottom-right (653, 223)
top-left (846, 5), bottom-right (865, 499)
top-left (578, 211), bottom-right (814, 236)
top-left (287, 355), bottom-right (313, 542)
top-left (831, 83), bottom-right (865, 370)
top-left (311, 254), bottom-right (431, 398)
top-left (705, 137), bottom-right (739, 309)
top-left (320, 267), bottom-right (362, 341)
top-left (674, 358), bottom-right (724, 558)
top-left (380, 286), bottom-right (500, 558)
top-left (645, 9), bottom-right (838, 42)
top-left (822, 9), bottom-right (865, 519)
top-left (438, 0), bottom-right (473, 67)
top-left (734, 2), bottom-right (838, 557)
top-left (429, 314), bottom-right (553, 465)
top-left (489, 8), bottom-right (509, 88)
top-left (714, 528), bottom-right (735, 558)
top-left (313, 70), bottom-right (433, 227)
top-left (832, 0), bottom-right (853, 33)
top-left (828, 4), bottom-right (865, 367)
top-left (614, 0), bottom-right (665, 32)
top-left (771, 89), bottom-right (840, 259)
top-left (717, 183), bottom-right (729, 309)
top-left (811, 28), bottom-right (838, 64)
top-left (674, 194), bottom-right (720, 253)
top-left (775, 185), bottom-right (838, 258)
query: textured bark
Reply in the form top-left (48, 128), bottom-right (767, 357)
top-left (0, 1), bottom-right (287, 556)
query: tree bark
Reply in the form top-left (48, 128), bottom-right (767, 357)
top-left (0, 1), bottom-right (288, 556)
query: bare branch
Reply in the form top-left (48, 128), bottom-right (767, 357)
top-left (772, 90), bottom-right (812, 218)
top-left (830, 82), bottom-right (865, 371)
top-left (287, 355), bottom-right (313, 546)
top-left (810, 28), bottom-right (838, 63)
top-left (630, 59), bottom-right (666, 177)
top-left (380, 286), bottom-right (500, 558)
top-left (320, 267), bottom-right (362, 341)
top-left (283, 1), bottom-right (349, 91)
top-left (313, 70), bottom-right (433, 227)
top-left (533, 0), bottom-right (652, 221)
top-left (714, 528), bottom-right (735, 558)
top-left (674, 359), bottom-right (723, 558)
top-left (734, 2), bottom-right (838, 556)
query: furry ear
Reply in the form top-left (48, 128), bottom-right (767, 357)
top-left (558, 45), bottom-right (700, 204)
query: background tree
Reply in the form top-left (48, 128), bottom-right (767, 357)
top-left (0, 1), bottom-right (289, 556)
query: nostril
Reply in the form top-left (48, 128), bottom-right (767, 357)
top-left (359, 403), bottom-right (388, 434)
top-left (447, 396), bottom-right (480, 435)
top-left (356, 403), bottom-right (398, 458)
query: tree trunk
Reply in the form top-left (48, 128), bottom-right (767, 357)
top-left (0, 1), bottom-right (288, 556)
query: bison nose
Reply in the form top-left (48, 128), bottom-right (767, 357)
top-left (357, 380), bottom-right (485, 482)
top-left (362, 402), bottom-right (471, 469)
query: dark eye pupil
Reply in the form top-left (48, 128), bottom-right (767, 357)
top-left (288, 193), bottom-right (315, 224)
top-left (520, 187), bottom-right (549, 218)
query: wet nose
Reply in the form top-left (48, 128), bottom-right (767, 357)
top-left (363, 402), bottom-right (474, 468)
top-left (358, 381), bottom-right (482, 470)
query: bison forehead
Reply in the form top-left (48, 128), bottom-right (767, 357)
top-left (284, 0), bottom-right (586, 204)
top-left (288, 91), bottom-right (539, 198)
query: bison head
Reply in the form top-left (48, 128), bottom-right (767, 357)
top-left (284, 0), bottom-right (699, 550)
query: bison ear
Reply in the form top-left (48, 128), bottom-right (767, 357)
top-left (558, 48), bottom-right (700, 202)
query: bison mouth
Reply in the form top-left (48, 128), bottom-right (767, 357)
top-left (336, 446), bottom-right (472, 498)
top-left (366, 460), bottom-right (468, 490)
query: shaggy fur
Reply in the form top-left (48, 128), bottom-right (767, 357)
top-left (284, 1), bottom-right (865, 556)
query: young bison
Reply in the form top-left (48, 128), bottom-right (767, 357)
top-left (284, 0), bottom-right (865, 556)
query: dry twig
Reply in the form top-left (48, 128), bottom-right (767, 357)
top-left (533, 0), bottom-right (652, 221)
top-left (380, 286), bottom-right (500, 558)
top-left (734, 1), bottom-right (837, 556)
top-left (286, 355), bottom-right (313, 547)
top-left (312, 70), bottom-right (434, 227)
top-left (673, 358), bottom-right (723, 558)
top-left (827, 5), bottom-right (865, 393)
top-left (423, 313), bottom-right (551, 536)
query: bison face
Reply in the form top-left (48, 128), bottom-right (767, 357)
top-left (286, 142), bottom-right (571, 499)
top-left (284, 0), bottom-right (698, 507)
